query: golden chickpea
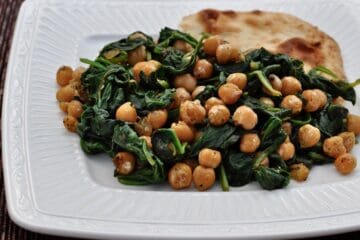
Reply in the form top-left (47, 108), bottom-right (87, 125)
top-left (171, 121), bottom-right (194, 142)
top-left (59, 102), bottom-right (69, 113)
top-left (208, 105), bottom-right (230, 126)
top-left (282, 122), bottom-right (292, 136)
top-left (134, 117), bottom-right (152, 136)
top-left (128, 45), bottom-right (147, 65)
top-left (191, 86), bottom-right (206, 99)
top-left (63, 115), bottom-right (78, 132)
top-left (277, 142), bottom-right (295, 161)
top-left (218, 83), bottom-right (242, 105)
top-left (215, 43), bottom-right (240, 64)
top-left (333, 96), bottom-right (345, 106)
top-left (72, 66), bottom-right (85, 82)
top-left (280, 95), bottom-right (303, 114)
top-left (56, 66), bottom-right (73, 86)
top-left (290, 163), bottom-right (310, 181)
top-left (173, 74), bottom-right (197, 93)
top-left (259, 97), bottom-right (275, 107)
top-left (281, 76), bottom-right (302, 96)
top-left (116, 102), bottom-right (137, 122)
top-left (173, 40), bottom-right (193, 53)
top-left (193, 165), bottom-right (216, 191)
top-left (314, 89), bottom-right (327, 109)
top-left (147, 109), bottom-right (168, 129)
top-left (302, 89), bottom-right (321, 112)
top-left (226, 73), bottom-right (247, 90)
top-left (179, 100), bottom-right (206, 125)
top-left (168, 163), bottom-right (193, 190)
top-left (233, 105), bottom-right (258, 130)
top-left (199, 148), bottom-right (222, 168)
top-left (203, 35), bottom-right (222, 56)
top-left (347, 114), bottom-right (360, 135)
top-left (113, 152), bottom-right (136, 175)
top-left (67, 100), bottom-right (83, 119)
top-left (56, 85), bottom-right (76, 102)
top-left (204, 97), bottom-right (224, 112)
top-left (173, 87), bottom-right (192, 108)
top-left (240, 133), bottom-right (260, 153)
top-left (298, 124), bottom-right (321, 148)
top-left (323, 136), bottom-right (347, 158)
top-left (132, 60), bottom-right (161, 82)
top-left (140, 136), bottom-right (152, 148)
top-left (338, 132), bottom-right (356, 152)
top-left (334, 153), bottom-right (357, 175)
top-left (193, 59), bottom-right (213, 79)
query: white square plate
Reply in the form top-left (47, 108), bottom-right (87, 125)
top-left (3, 0), bottom-right (360, 239)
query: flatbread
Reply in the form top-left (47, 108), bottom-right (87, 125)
top-left (180, 9), bottom-right (345, 80)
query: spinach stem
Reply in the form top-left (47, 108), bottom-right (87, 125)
top-left (80, 58), bottom-right (106, 70)
top-left (219, 164), bottom-right (229, 192)
top-left (249, 70), bottom-right (282, 97)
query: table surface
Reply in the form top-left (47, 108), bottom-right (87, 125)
top-left (0, 0), bottom-right (360, 239)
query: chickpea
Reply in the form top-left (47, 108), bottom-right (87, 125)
top-left (233, 105), bottom-right (258, 130)
top-left (218, 83), bottom-right (242, 105)
top-left (63, 115), bottom-right (78, 132)
top-left (338, 132), bottom-right (356, 152)
top-left (280, 95), bottom-right (303, 114)
top-left (282, 122), bottom-right (292, 136)
top-left (334, 153), bottom-right (357, 175)
top-left (290, 163), bottom-right (310, 181)
top-left (298, 124), bottom-right (321, 148)
top-left (191, 86), bottom-right (205, 99)
top-left (203, 35), bottom-right (222, 56)
top-left (179, 100), bottom-right (206, 125)
top-left (173, 87), bottom-right (191, 108)
top-left (171, 121), bottom-right (194, 142)
top-left (193, 165), bottom-right (216, 191)
top-left (132, 60), bottom-right (161, 82)
top-left (59, 102), bottom-right (68, 113)
top-left (67, 100), bottom-right (83, 119)
top-left (347, 114), bottom-right (360, 135)
top-left (302, 89), bottom-right (322, 112)
top-left (128, 32), bottom-right (147, 40)
top-left (128, 45), bottom-right (147, 65)
top-left (134, 117), bottom-right (152, 136)
top-left (204, 97), bottom-right (224, 112)
top-left (281, 76), bottom-right (302, 96)
top-left (113, 152), bottom-right (136, 175)
top-left (333, 96), bottom-right (345, 106)
top-left (215, 43), bottom-right (240, 64)
top-left (72, 66), bottom-right (85, 82)
top-left (323, 136), bottom-right (347, 158)
top-left (277, 142), bottom-right (295, 161)
top-left (140, 136), bottom-right (152, 148)
top-left (240, 133), bottom-right (260, 153)
top-left (208, 105), bottom-right (230, 126)
top-left (269, 74), bottom-right (282, 91)
top-left (199, 148), bottom-right (222, 168)
top-left (183, 159), bottom-right (198, 171)
top-left (226, 73), bottom-right (247, 90)
top-left (173, 40), bottom-right (193, 53)
top-left (116, 102), bottom-right (137, 122)
top-left (259, 97), bottom-right (275, 107)
top-left (168, 163), bottom-right (192, 190)
top-left (193, 59), bottom-right (213, 79)
top-left (147, 109), bottom-right (168, 129)
top-left (174, 74), bottom-right (197, 93)
top-left (56, 66), bottom-right (73, 86)
top-left (56, 85), bottom-right (76, 102)
top-left (314, 89), bottom-right (327, 109)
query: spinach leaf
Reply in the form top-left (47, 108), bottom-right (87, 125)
top-left (254, 166), bottom-right (290, 190)
top-left (224, 152), bottom-right (254, 186)
top-left (312, 104), bottom-right (348, 137)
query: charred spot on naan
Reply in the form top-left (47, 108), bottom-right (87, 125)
top-left (198, 9), bottom-right (237, 34)
top-left (276, 37), bottom-right (324, 68)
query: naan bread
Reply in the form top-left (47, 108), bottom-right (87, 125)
top-left (180, 9), bottom-right (345, 79)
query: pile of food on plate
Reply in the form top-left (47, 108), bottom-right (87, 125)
top-left (55, 10), bottom-right (360, 191)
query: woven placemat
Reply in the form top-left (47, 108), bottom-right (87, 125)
top-left (0, 0), bottom-right (359, 239)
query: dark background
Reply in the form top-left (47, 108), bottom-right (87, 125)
top-left (0, 0), bottom-right (359, 239)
